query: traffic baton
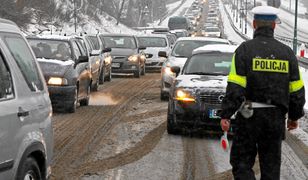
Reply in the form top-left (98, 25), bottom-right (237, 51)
top-left (220, 131), bottom-right (229, 151)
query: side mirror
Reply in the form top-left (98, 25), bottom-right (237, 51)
top-left (158, 51), bottom-right (168, 58)
top-left (90, 50), bottom-right (100, 56)
top-left (138, 46), bottom-right (146, 50)
top-left (171, 66), bottom-right (181, 76)
top-left (77, 56), bottom-right (89, 63)
top-left (102, 47), bottom-right (112, 53)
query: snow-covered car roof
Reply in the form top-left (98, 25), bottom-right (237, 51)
top-left (176, 37), bottom-right (230, 44)
top-left (28, 34), bottom-right (74, 41)
top-left (136, 34), bottom-right (168, 39)
top-left (170, 29), bottom-right (188, 33)
top-left (0, 18), bottom-right (20, 33)
top-left (192, 44), bottom-right (238, 55)
top-left (100, 34), bottom-right (135, 37)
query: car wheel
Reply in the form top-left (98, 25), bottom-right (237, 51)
top-left (167, 111), bottom-right (179, 135)
top-left (105, 68), bottom-right (112, 82)
top-left (91, 78), bottom-right (99, 92)
top-left (134, 66), bottom-right (141, 78)
top-left (141, 64), bottom-right (145, 76)
top-left (67, 88), bottom-right (78, 113)
top-left (80, 85), bottom-right (90, 106)
top-left (99, 68), bottom-right (105, 84)
top-left (16, 157), bottom-right (42, 180)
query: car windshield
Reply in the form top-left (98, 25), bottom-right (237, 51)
top-left (171, 40), bottom-right (228, 57)
top-left (137, 37), bottom-right (167, 47)
top-left (183, 52), bottom-right (233, 76)
top-left (102, 36), bottom-right (137, 49)
top-left (28, 39), bottom-right (72, 61)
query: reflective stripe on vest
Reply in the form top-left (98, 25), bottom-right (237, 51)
top-left (227, 54), bottom-right (247, 88)
top-left (289, 71), bottom-right (304, 93)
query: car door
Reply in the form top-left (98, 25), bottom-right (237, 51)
top-left (0, 33), bottom-right (49, 176)
top-left (71, 40), bottom-right (90, 99)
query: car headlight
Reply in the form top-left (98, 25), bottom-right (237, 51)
top-left (48, 77), bottom-right (68, 86)
top-left (104, 56), bottom-right (112, 64)
top-left (140, 54), bottom-right (146, 60)
top-left (175, 89), bottom-right (195, 102)
top-left (163, 66), bottom-right (175, 76)
top-left (128, 55), bottom-right (138, 62)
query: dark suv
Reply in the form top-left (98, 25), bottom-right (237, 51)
top-left (99, 34), bottom-right (146, 78)
top-left (28, 35), bottom-right (91, 113)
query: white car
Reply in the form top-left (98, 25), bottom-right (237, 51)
top-left (203, 27), bottom-right (222, 37)
top-left (159, 37), bottom-right (230, 100)
top-left (137, 34), bottom-right (171, 70)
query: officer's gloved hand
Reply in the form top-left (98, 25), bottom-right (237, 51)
top-left (287, 119), bottom-right (298, 131)
top-left (220, 119), bottom-right (230, 132)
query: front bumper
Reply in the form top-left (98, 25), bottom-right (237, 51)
top-left (145, 58), bottom-right (164, 69)
top-left (48, 85), bottom-right (76, 109)
top-left (172, 100), bottom-right (236, 133)
top-left (111, 61), bottom-right (139, 74)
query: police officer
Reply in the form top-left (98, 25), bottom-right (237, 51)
top-left (220, 6), bottom-right (305, 180)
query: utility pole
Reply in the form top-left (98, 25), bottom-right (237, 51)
top-left (236, 0), bottom-right (239, 23)
top-left (254, 0), bottom-right (256, 7)
top-left (293, 0), bottom-right (298, 53)
top-left (74, 0), bottom-right (76, 33)
top-left (245, 0), bottom-right (247, 34)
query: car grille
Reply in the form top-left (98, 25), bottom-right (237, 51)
top-left (199, 92), bottom-right (224, 105)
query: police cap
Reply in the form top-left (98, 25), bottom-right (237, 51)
top-left (251, 6), bottom-right (279, 21)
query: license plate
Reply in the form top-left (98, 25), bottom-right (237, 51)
top-left (112, 63), bottom-right (120, 68)
top-left (209, 109), bottom-right (220, 119)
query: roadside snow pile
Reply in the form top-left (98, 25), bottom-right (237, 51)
top-left (26, 12), bottom-right (138, 36)
top-left (289, 128), bottom-right (308, 147)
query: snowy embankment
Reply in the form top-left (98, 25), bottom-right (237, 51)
top-left (220, 0), bottom-right (308, 168)
top-left (26, 11), bottom-right (139, 36)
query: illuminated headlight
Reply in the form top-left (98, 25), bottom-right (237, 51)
top-left (104, 56), bottom-right (112, 64)
top-left (48, 77), bottom-right (68, 86)
top-left (128, 55), bottom-right (138, 62)
top-left (164, 66), bottom-right (174, 75)
top-left (175, 89), bottom-right (195, 102)
top-left (140, 54), bottom-right (146, 60)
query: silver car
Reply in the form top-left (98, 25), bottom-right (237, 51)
top-left (159, 37), bottom-right (231, 100)
top-left (0, 18), bottom-right (53, 179)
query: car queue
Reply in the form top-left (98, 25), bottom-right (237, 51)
top-left (0, 0), bottom-right (234, 178)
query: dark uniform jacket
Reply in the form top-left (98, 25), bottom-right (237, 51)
top-left (221, 27), bottom-right (305, 120)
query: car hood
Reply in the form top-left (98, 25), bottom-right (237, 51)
top-left (37, 58), bottom-right (74, 77)
top-left (175, 74), bottom-right (227, 89)
top-left (110, 48), bottom-right (138, 57)
top-left (167, 56), bottom-right (188, 68)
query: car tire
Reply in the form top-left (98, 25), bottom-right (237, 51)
top-left (91, 78), bottom-right (99, 92)
top-left (105, 68), bottom-right (112, 82)
top-left (134, 66), bottom-right (141, 78)
top-left (141, 64), bottom-right (146, 76)
top-left (80, 85), bottom-right (90, 106)
top-left (99, 68), bottom-right (105, 84)
top-left (167, 112), bottom-right (179, 135)
top-left (67, 88), bottom-right (78, 113)
top-left (16, 157), bottom-right (42, 180)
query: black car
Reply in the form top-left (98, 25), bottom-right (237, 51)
top-left (167, 44), bottom-right (237, 134)
top-left (28, 35), bottom-right (92, 113)
top-left (99, 34), bottom-right (146, 78)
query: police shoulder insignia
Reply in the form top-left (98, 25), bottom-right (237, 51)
top-left (252, 58), bottom-right (289, 73)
